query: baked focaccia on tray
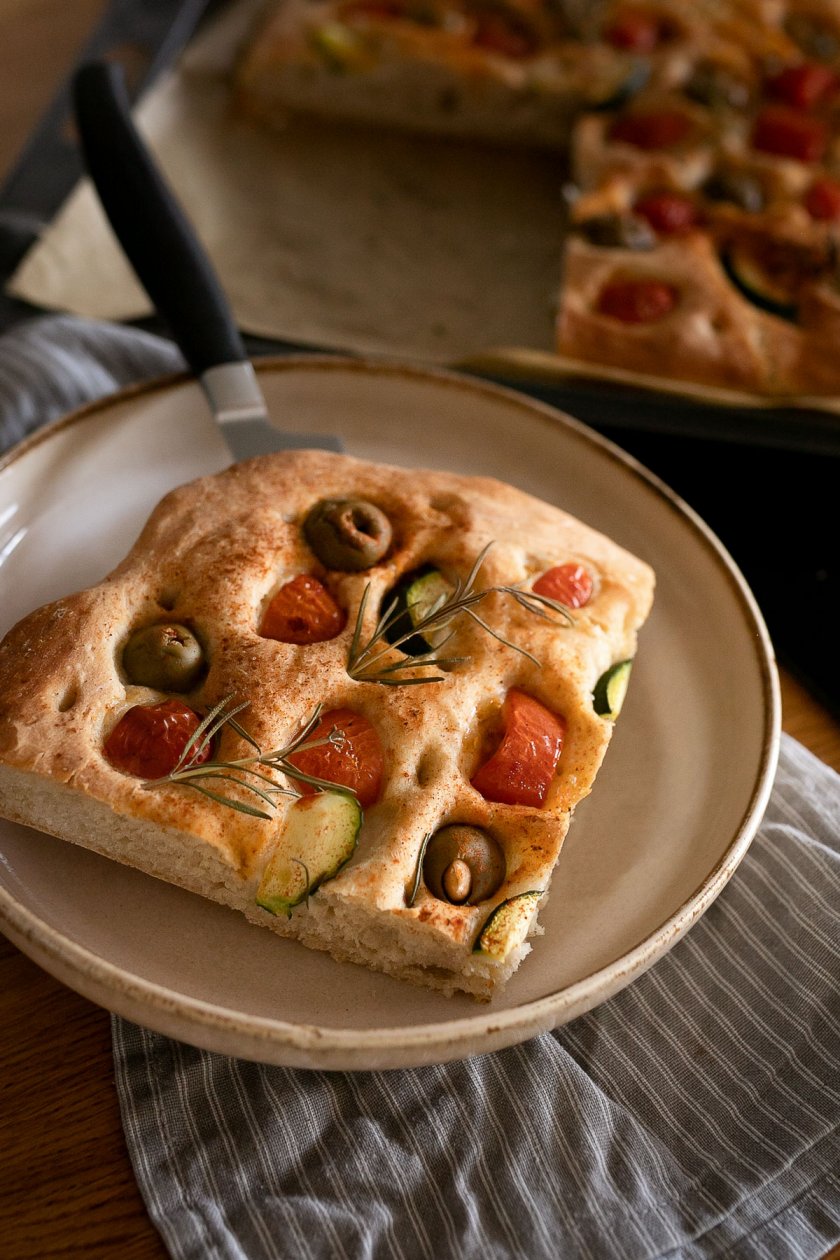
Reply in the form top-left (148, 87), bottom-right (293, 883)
top-left (233, 0), bottom-right (840, 396)
top-left (0, 451), bottom-right (653, 999)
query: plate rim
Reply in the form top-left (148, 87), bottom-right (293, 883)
top-left (0, 354), bottom-right (781, 1068)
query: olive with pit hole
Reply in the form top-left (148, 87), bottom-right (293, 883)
top-left (303, 497), bottom-right (393, 571)
top-left (123, 623), bottom-right (204, 692)
top-left (423, 825), bottom-right (506, 905)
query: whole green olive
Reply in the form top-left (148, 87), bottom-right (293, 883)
top-left (423, 825), bottom-right (506, 905)
top-left (122, 623), bottom-right (204, 692)
top-left (303, 497), bottom-right (393, 571)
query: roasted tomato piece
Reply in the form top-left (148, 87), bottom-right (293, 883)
top-left (608, 109), bottom-right (692, 150)
top-left (634, 190), bottom-right (701, 234)
top-left (597, 278), bottom-right (678, 323)
top-left (752, 107), bottom-right (828, 162)
top-left (472, 690), bottom-right (565, 808)
top-left (104, 698), bottom-right (211, 780)
top-left (805, 176), bottom-right (840, 220)
top-left (288, 708), bottom-right (384, 807)
top-left (603, 7), bottom-right (670, 52)
top-left (533, 562), bottom-right (593, 609)
top-left (260, 575), bottom-right (346, 644)
top-left (767, 62), bottom-right (838, 109)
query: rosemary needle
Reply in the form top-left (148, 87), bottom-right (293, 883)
top-left (144, 696), bottom-right (354, 820)
top-left (347, 542), bottom-right (573, 686)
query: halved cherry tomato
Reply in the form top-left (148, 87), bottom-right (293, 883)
top-left (597, 278), bottom-right (678, 323)
top-left (288, 708), bottom-right (384, 807)
top-left (533, 563), bottom-right (593, 609)
top-left (752, 107), bottom-right (828, 161)
top-left (609, 110), bottom-right (692, 150)
top-left (104, 698), bottom-right (211, 780)
top-left (766, 62), bottom-right (838, 110)
top-left (634, 190), bottom-right (701, 234)
top-left (603, 8), bottom-right (667, 52)
top-left (805, 176), bottom-right (840, 219)
top-left (469, 9), bottom-right (539, 58)
top-left (260, 575), bottom-right (346, 644)
top-left (471, 690), bottom-right (565, 808)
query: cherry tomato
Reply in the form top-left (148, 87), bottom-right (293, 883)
top-left (752, 107), bottom-right (828, 162)
top-left (260, 575), bottom-right (346, 644)
top-left (609, 110), bottom-right (692, 150)
top-left (470, 9), bottom-right (538, 58)
top-left (471, 690), bottom-right (566, 809)
top-left (597, 278), bottom-right (678, 323)
top-left (288, 708), bottom-right (384, 807)
top-left (805, 176), bottom-right (840, 219)
top-left (634, 190), bottom-right (701, 234)
top-left (104, 698), bottom-right (211, 780)
top-left (604, 8), bottom-right (666, 52)
top-left (533, 563), bottom-right (593, 609)
top-left (766, 62), bottom-right (838, 110)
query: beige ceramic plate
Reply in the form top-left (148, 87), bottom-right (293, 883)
top-left (0, 358), bottom-right (780, 1070)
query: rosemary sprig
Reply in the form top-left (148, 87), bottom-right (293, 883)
top-left (347, 542), bottom-right (574, 686)
top-left (144, 696), bottom-right (353, 820)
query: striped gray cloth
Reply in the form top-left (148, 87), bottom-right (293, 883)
top-left (1, 316), bottom-right (839, 1260)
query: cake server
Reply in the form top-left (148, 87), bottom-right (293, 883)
top-left (72, 61), bottom-right (342, 460)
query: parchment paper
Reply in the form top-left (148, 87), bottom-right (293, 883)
top-left (8, 0), bottom-right (566, 363)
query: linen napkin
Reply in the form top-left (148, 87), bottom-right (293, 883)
top-left (1, 316), bottom-right (839, 1260)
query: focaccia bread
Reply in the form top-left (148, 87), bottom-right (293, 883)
top-left (233, 0), bottom-right (646, 147)
top-left (0, 450), bottom-right (654, 999)
top-left (232, 0), bottom-right (840, 397)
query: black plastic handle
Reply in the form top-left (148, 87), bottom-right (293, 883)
top-left (72, 61), bottom-right (245, 375)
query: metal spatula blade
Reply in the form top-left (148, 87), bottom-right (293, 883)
top-left (72, 62), bottom-right (342, 461)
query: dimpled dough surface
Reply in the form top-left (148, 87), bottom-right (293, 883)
top-left (0, 451), bottom-right (654, 999)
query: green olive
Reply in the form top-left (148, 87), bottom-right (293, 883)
top-left (684, 60), bottom-right (752, 111)
top-left (579, 213), bottom-right (656, 251)
top-left (122, 623), bottom-right (204, 692)
top-left (784, 14), bottom-right (840, 61)
top-left (303, 498), bottom-right (393, 571)
top-left (423, 825), bottom-right (505, 905)
top-left (702, 169), bottom-right (765, 214)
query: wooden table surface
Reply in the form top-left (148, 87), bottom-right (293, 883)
top-left (0, 3), bottom-right (839, 1257)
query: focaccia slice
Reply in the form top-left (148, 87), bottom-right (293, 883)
top-left (233, 0), bottom-right (647, 147)
top-left (0, 451), bottom-right (654, 1000)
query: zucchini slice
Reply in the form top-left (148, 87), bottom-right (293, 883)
top-left (384, 567), bottom-right (453, 656)
top-left (474, 890), bottom-right (542, 960)
top-left (721, 241), bottom-right (798, 319)
top-left (593, 660), bottom-right (632, 720)
top-left (256, 791), bottom-right (362, 916)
